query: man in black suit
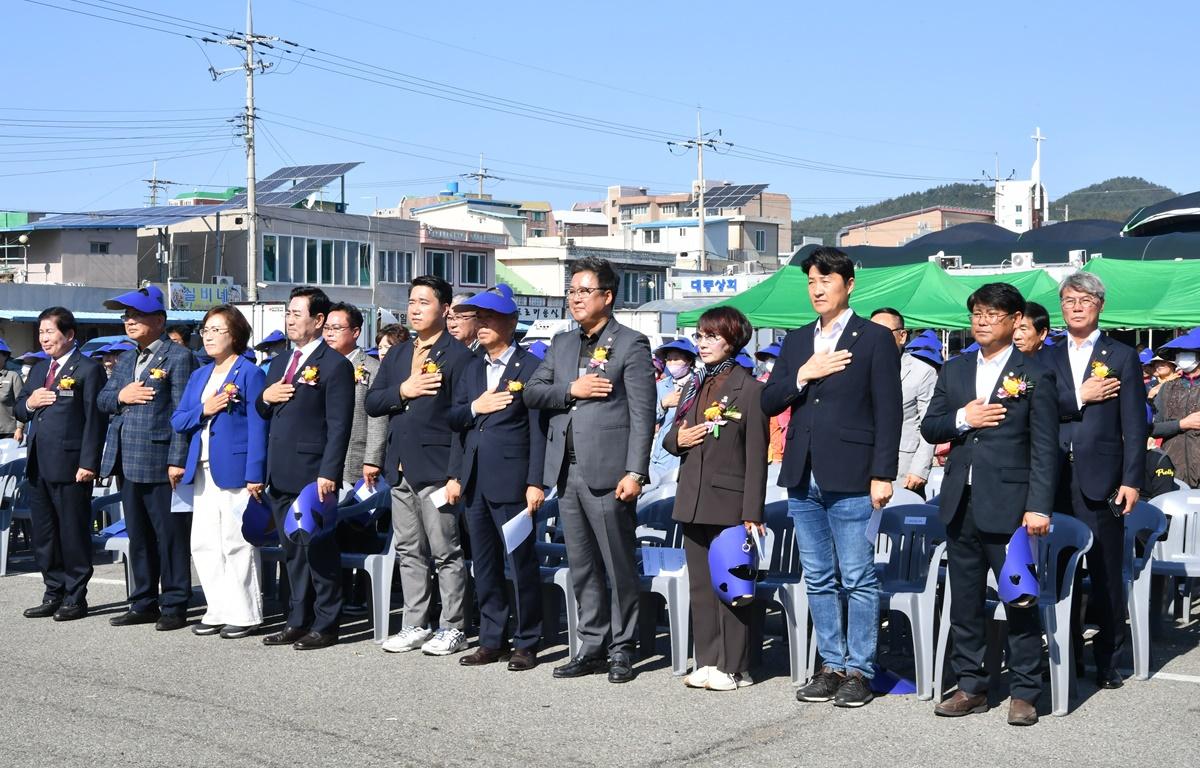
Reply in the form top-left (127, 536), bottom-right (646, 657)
top-left (1041, 271), bottom-right (1146, 690)
top-left (762, 247), bottom-right (902, 708)
top-left (257, 286), bottom-right (354, 650)
top-left (922, 283), bottom-right (1058, 726)
top-left (14, 307), bottom-right (107, 621)
top-left (446, 287), bottom-right (547, 671)
top-left (366, 275), bottom-right (474, 657)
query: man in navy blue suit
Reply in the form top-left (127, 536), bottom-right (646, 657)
top-left (762, 247), bottom-right (902, 708)
top-left (1041, 271), bottom-right (1146, 690)
top-left (257, 286), bottom-right (354, 650)
top-left (446, 286), bottom-right (547, 671)
top-left (15, 307), bottom-right (107, 621)
top-left (366, 275), bottom-right (474, 656)
top-left (98, 285), bottom-right (197, 631)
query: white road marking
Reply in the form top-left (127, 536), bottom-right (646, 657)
top-left (19, 572), bottom-right (125, 586)
top-left (1152, 671), bottom-right (1200, 685)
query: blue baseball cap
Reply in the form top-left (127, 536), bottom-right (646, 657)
top-left (755, 342), bottom-right (782, 360)
top-left (909, 346), bottom-right (944, 367)
top-left (735, 349), bottom-right (754, 369)
top-left (17, 349), bottom-right (48, 363)
top-left (107, 340), bottom-right (136, 353)
top-left (365, 347), bottom-right (380, 359)
top-left (103, 284), bottom-right (166, 314)
top-left (0, 338), bottom-right (10, 355)
top-left (89, 343), bottom-right (111, 357)
top-left (655, 338), bottom-right (698, 360)
top-left (526, 340), bottom-right (548, 360)
top-left (457, 283), bottom-right (518, 315)
top-left (254, 329), bottom-right (287, 349)
top-left (958, 341), bottom-right (981, 357)
top-left (1139, 348), bottom-right (1155, 365)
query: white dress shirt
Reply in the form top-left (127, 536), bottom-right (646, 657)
top-left (284, 337), bottom-right (322, 378)
top-left (471, 344), bottom-right (517, 416)
top-left (34, 348), bottom-right (75, 411)
top-left (955, 345), bottom-right (1015, 485)
top-left (1066, 328), bottom-right (1101, 410)
top-left (797, 307), bottom-right (854, 389)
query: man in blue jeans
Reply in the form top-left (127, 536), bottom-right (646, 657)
top-left (762, 247), bottom-right (902, 708)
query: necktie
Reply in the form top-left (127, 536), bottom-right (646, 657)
top-left (44, 360), bottom-right (59, 389)
top-left (282, 350), bottom-right (302, 384)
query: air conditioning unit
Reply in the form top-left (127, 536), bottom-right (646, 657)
top-left (929, 252), bottom-right (961, 270)
top-left (212, 275), bottom-right (234, 286)
top-left (1068, 249), bottom-right (1088, 267)
top-left (1010, 252), bottom-right (1034, 269)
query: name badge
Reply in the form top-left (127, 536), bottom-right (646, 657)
top-left (58, 390), bottom-right (76, 398)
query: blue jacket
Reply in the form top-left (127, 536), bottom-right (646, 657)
top-left (171, 357), bottom-right (268, 489)
top-left (15, 352), bottom-right (108, 483)
top-left (447, 346), bottom-right (547, 503)
top-left (98, 337), bottom-right (197, 483)
top-left (255, 340), bottom-right (354, 495)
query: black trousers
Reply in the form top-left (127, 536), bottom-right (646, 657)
top-left (122, 480), bottom-right (191, 615)
top-left (28, 476), bottom-right (94, 606)
top-left (267, 486), bottom-right (342, 635)
top-left (683, 522), bottom-right (752, 674)
top-left (1062, 467), bottom-right (1127, 671)
top-left (464, 491), bottom-right (542, 651)
top-left (947, 489), bottom-right (1044, 702)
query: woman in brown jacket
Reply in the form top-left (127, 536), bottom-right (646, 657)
top-left (664, 306), bottom-right (769, 691)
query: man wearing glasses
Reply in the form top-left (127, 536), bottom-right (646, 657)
top-left (98, 285), bottom-right (197, 631)
top-left (448, 292), bottom-right (481, 354)
top-left (1041, 272), bottom-right (1145, 691)
top-left (870, 307), bottom-right (938, 497)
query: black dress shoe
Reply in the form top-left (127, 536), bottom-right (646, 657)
top-left (1096, 667), bottom-right (1124, 689)
top-left (507, 648), bottom-right (538, 672)
top-left (110, 610), bottom-right (160, 627)
top-left (191, 622), bottom-right (224, 636)
top-left (219, 625), bottom-right (258, 639)
top-left (155, 614), bottom-right (187, 632)
top-left (608, 653), bottom-right (636, 684)
top-left (459, 646), bottom-right (511, 666)
top-left (53, 603), bottom-right (88, 622)
top-left (552, 653), bottom-right (609, 679)
top-left (262, 626), bottom-right (309, 646)
top-left (293, 631), bottom-right (338, 650)
top-left (23, 600), bottom-right (62, 619)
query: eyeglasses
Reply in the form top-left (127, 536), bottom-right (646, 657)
top-left (121, 312), bottom-right (150, 323)
top-left (323, 324), bottom-right (351, 333)
top-left (890, 328), bottom-right (907, 336)
top-left (198, 327), bottom-right (229, 337)
top-left (969, 311), bottom-right (1012, 325)
top-left (691, 332), bottom-right (722, 344)
top-left (566, 286), bottom-right (603, 298)
top-left (1060, 296), bottom-right (1099, 309)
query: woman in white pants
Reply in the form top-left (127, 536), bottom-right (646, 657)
top-left (171, 306), bottom-right (268, 638)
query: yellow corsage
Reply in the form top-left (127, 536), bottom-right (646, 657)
top-left (149, 368), bottom-right (167, 380)
top-left (587, 345), bottom-right (611, 372)
top-left (298, 365), bottom-right (319, 386)
top-left (506, 379), bottom-right (524, 393)
top-left (1091, 361), bottom-right (1111, 379)
top-left (57, 376), bottom-right (76, 391)
top-left (995, 373), bottom-right (1031, 400)
top-left (354, 365), bottom-right (370, 385)
top-left (422, 360), bottom-right (442, 375)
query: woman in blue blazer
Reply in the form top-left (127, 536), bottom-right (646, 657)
top-left (171, 305), bottom-right (268, 639)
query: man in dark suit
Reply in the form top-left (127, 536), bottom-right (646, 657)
top-left (761, 246), bottom-right (902, 708)
top-left (524, 256), bottom-right (657, 684)
top-left (1041, 271), bottom-right (1146, 689)
top-left (922, 283), bottom-right (1058, 726)
top-left (257, 286), bottom-right (354, 650)
top-left (366, 275), bottom-right (474, 657)
top-left (14, 307), bottom-right (107, 621)
top-left (446, 286), bottom-right (547, 671)
top-left (98, 285), bottom-right (197, 631)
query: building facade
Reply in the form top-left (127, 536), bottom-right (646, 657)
top-left (837, 206), bottom-right (996, 247)
top-left (498, 243), bottom-right (673, 309)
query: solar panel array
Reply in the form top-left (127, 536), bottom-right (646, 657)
top-left (681, 183), bottom-right (768, 213)
top-left (227, 162), bottom-right (362, 208)
top-left (18, 204), bottom-right (235, 230)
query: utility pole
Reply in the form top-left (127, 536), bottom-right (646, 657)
top-left (1031, 127), bottom-right (1047, 228)
top-left (144, 161), bottom-right (176, 207)
top-left (667, 109), bottom-right (730, 273)
top-left (461, 153), bottom-right (503, 197)
top-left (207, 0), bottom-right (276, 302)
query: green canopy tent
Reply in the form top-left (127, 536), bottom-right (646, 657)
top-left (1080, 257), bottom-right (1200, 329)
top-left (952, 269), bottom-right (1065, 326)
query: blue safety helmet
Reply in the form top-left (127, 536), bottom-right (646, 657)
top-left (708, 526), bottom-right (758, 607)
top-left (281, 482), bottom-right (339, 544)
top-left (998, 526), bottom-right (1038, 608)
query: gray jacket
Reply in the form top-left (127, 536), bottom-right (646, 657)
top-left (524, 317), bottom-right (656, 491)
top-left (897, 352), bottom-right (938, 480)
top-left (343, 347), bottom-right (387, 486)
top-left (0, 368), bottom-right (23, 435)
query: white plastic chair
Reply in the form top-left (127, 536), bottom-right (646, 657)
top-left (753, 500), bottom-right (816, 686)
top-left (1124, 502), bottom-right (1166, 680)
top-left (0, 437), bottom-right (18, 464)
top-left (634, 497), bottom-right (690, 676)
top-left (924, 466), bottom-right (945, 500)
top-left (1149, 489), bottom-right (1200, 624)
top-left (104, 532), bottom-right (134, 599)
top-left (534, 499), bottom-right (580, 655)
top-left (934, 515), bottom-right (1093, 716)
top-left (340, 527), bottom-right (398, 644)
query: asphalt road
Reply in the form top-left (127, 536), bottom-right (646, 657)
top-left (3, 552), bottom-right (1199, 768)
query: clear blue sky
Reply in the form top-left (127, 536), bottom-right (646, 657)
top-left (5, 0), bottom-right (1197, 218)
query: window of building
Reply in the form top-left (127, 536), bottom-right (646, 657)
top-left (319, 240), bottom-right (334, 285)
top-left (378, 250), bottom-right (414, 283)
top-left (530, 211), bottom-right (546, 222)
top-left (679, 228), bottom-right (687, 237)
top-left (277, 236), bottom-right (292, 283)
top-left (424, 249), bottom-right (451, 281)
top-left (291, 237), bottom-right (305, 283)
top-left (623, 271), bottom-right (643, 304)
top-left (622, 204), bottom-right (648, 217)
top-left (333, 241), bottom-right (346, 285)
top-left (89, 241), bottom-right (110, 254)
top-left (305, 239), bottom-right (319, 283)
top-left (262, 235), bottom-right (277, 282)
top-left (1015, 219), bottom-right (1024, 228)
top-left (658, 203), bottom-right (677, 216)
top-left (1015, 204), bottom-right (1023, 212)
top-left (359, 243), bottom-right (371, 286)
top-left (611, 216), bottom-right (617, 225)
top-left (460, 251), bottom-right (485, 286)
top-left (642, 229), bottom-right (661, 244)
top-left (754, 229), bottom-right (767, 252)
top-left (172, 244), bottom-right (188, 278)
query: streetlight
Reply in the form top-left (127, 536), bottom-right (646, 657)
top-left (17, 233), bottom-right (28, 283)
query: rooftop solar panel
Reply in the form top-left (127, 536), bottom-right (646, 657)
top-left (682, 183), bottom-right (768, 213)
top-left (226, 162), bottom-right (360, 207)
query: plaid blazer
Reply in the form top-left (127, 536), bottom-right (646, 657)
top-left (98, 337), bottom-right (197, 483)
top-left (343, 347), bottom-right (387, 486)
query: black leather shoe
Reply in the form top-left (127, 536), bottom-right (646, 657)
top-left (552, 653), bottom-right (608, 679)
top-left (262, 626), bottom-right (309, 646)
top-left (191, 622), bottom-right (224, 636)
top-left (608, 653), bottom-right (636, 684)
top-left (53, 603), bottom-right (88, 622)
top-left (293, 631), bottom-right (338, 650)
top-left (109, 610), bottom-right (160, 627)
top-left (1096, 667), bottom-right (1124, 689)
top-left (219, 625), bottom-right (257, 639)
top-left (23, 600), bottom-right (62, 619)
top-left (155, 614), bottom-right (187, 632)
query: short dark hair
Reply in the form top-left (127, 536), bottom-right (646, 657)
top-left (38, 306), bottom-right (76, 337)
top-left (290, 286), bottom-right (332, 319)
top-left (1022, 301), bottom-right (1050, 334)
top-left (375, 323), bottom-right (409, 346)
top-left (967, 282), bottom-right (1025, 315)
top-left (411, 275), bottom-right (453, 306)
top-left (697, 306), bottom-right (753, 352)
top-left (800, 246), bottom-right (854, 284)
top-left (166, 325), bottom-right (192, 344)
top-left (328, 301), bottom-right (364, 330)
top-left (570, 256), bottom-right (619, 295)
top-left (869, 307), bottom-right (904, 328)
top-left (201, 305), bottom-right (252, 354)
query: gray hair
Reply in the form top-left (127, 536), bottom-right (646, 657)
top-left (1059, 271), bottom-right (1105, 302)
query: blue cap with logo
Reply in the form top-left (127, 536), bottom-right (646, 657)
top-left (254, 329), bottom-right (287, 350)
top-left (457, 283), bottom-right (518, 315)
top-left (103, 284), bottom-right (166, 314)
top-left (655, 338), bottom-right (698, 360)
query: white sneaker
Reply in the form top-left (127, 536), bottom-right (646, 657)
top-left (421, 627), bottom-right (467, 656)
top-left (684, 666), bottom-right (716, 689)
top-left (705, 671), bottom-right (754, 691)
top-left (382, 625), bottom-right (432, 653)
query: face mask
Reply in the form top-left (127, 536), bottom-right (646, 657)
top-left (763, 359), bottom-right (776, 373)
top-left (665, 361), bottom-right (690, 379)
top-left (1175, 352), bottom-right (1198, 373)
